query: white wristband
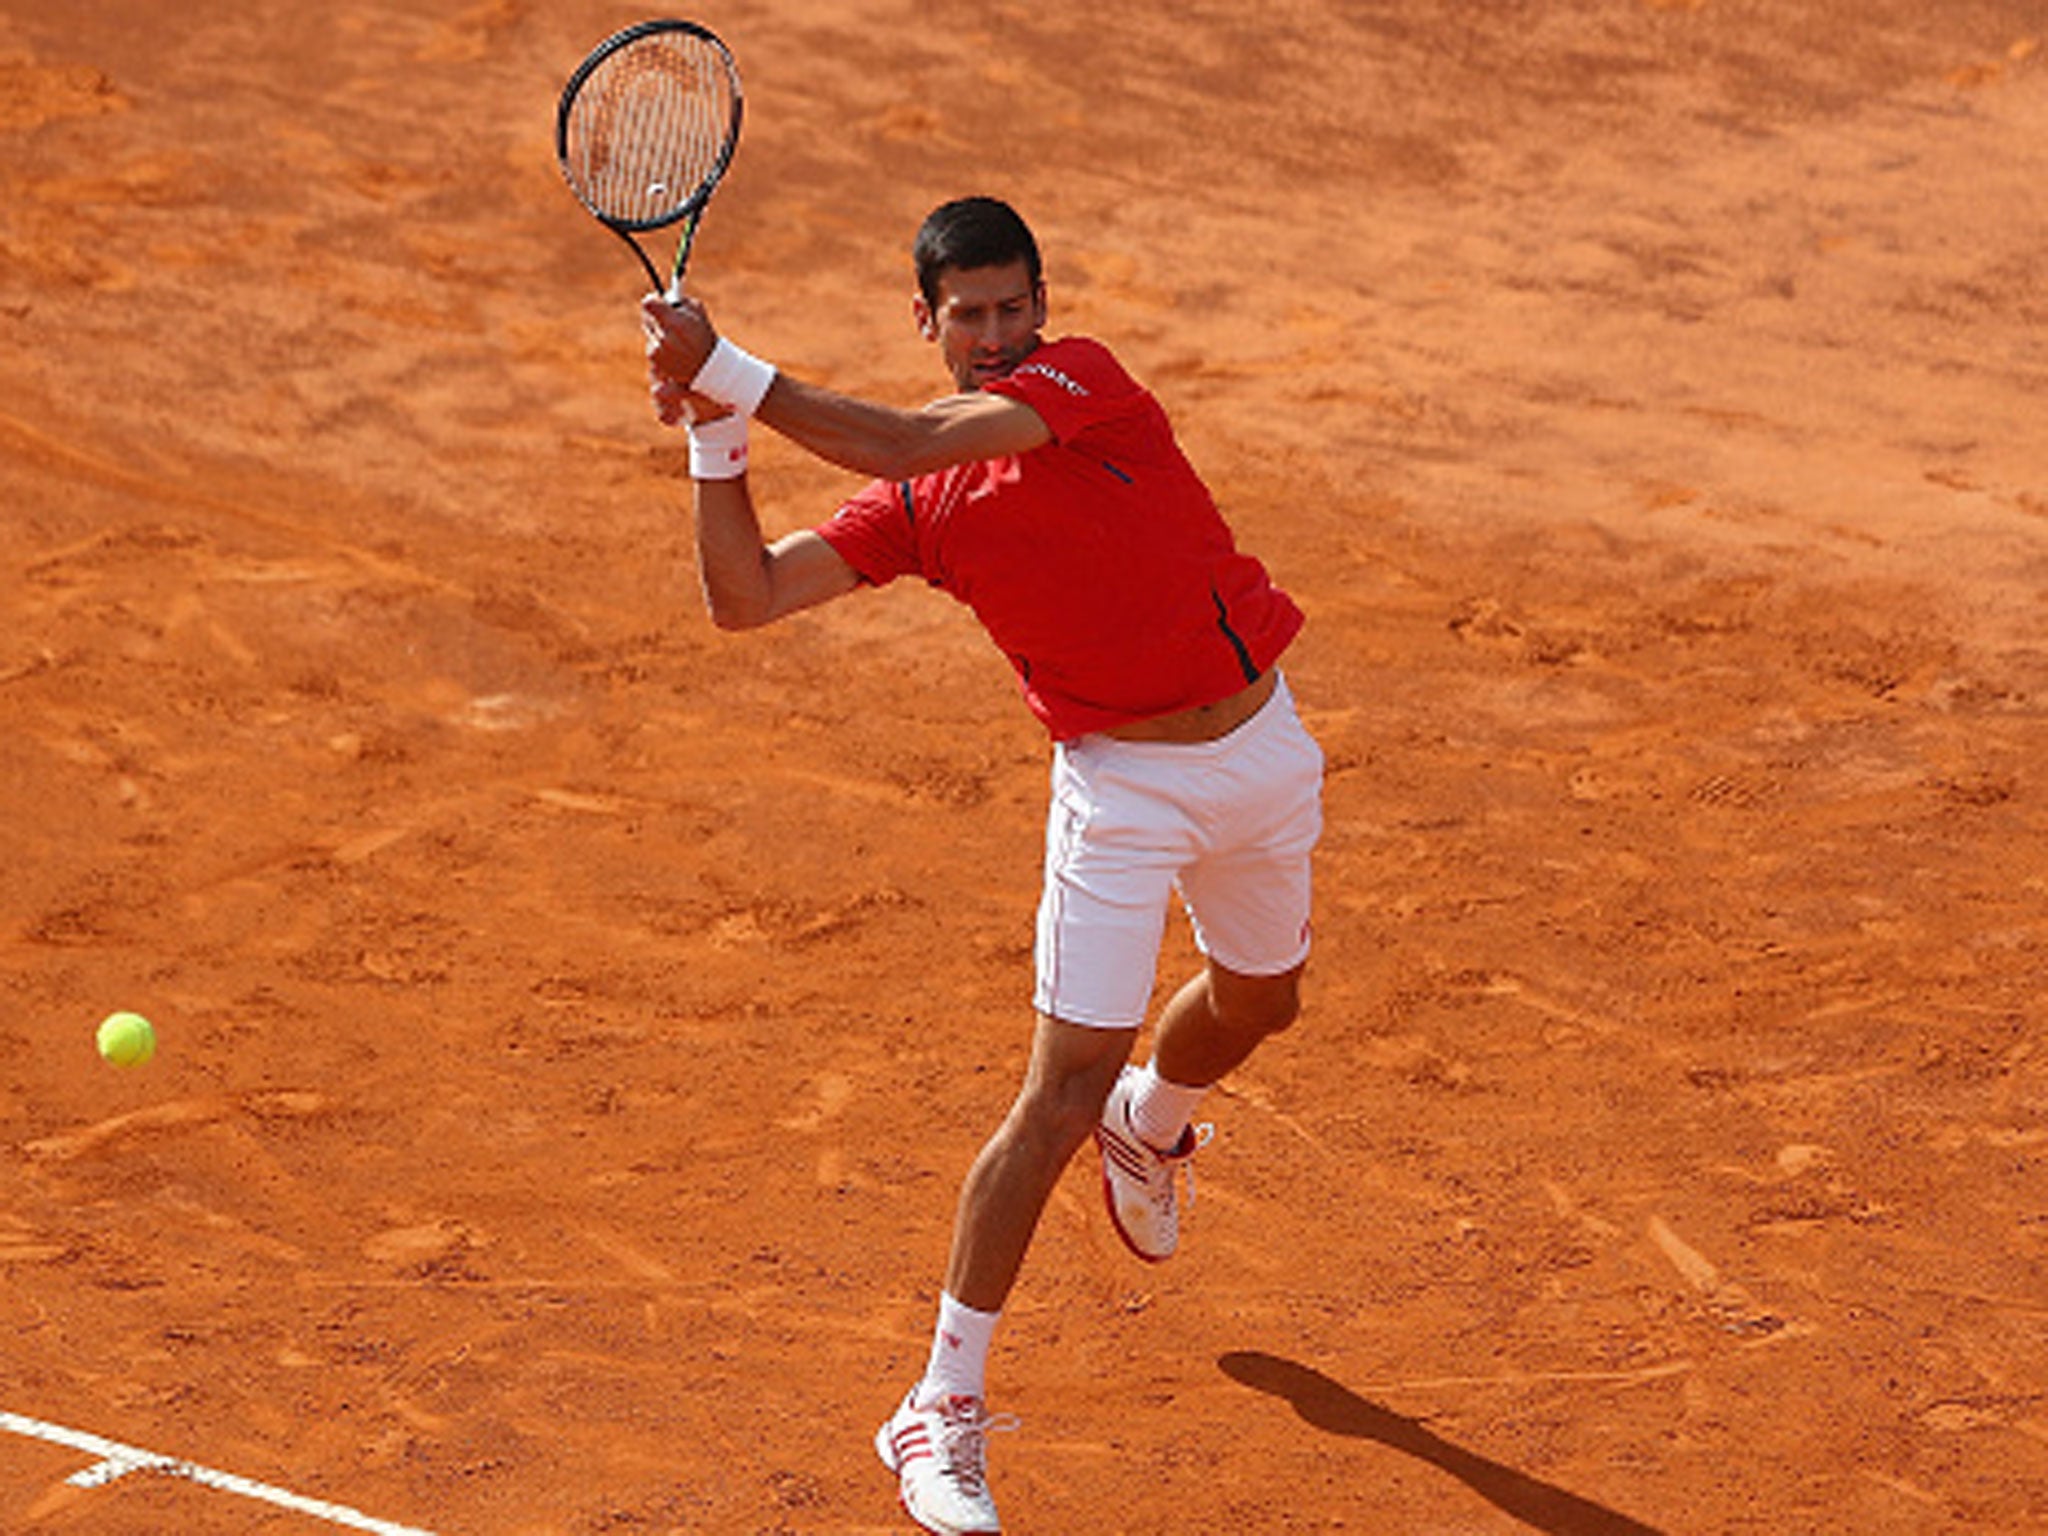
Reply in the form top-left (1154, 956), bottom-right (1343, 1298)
top-left (690, 336), bottom-right (777, 417)
top-left (687, 414), bottom-right (750, 480)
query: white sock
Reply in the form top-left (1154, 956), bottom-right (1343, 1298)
top-left (917, 1292), bottom-right (1000, 1406)
top-left (1128, 1060), bottom-right (1209, 1151)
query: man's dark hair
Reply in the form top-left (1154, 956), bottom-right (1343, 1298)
top-left (914, 196), bottom-right (1042, 309)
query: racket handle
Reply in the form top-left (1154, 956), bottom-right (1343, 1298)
top-left (667, 212), bottom-right (703, 301)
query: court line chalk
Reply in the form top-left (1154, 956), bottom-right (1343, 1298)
top-left (0, 1409), bottom-right (438, 1536)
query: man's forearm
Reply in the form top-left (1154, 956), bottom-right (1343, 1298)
top-left (645, 296), bottom-right (1048, 478)
top-left (755, 374), bottom-right (935, 481)
top-left (756, 372), bottom-right (1052, 481)
top-left (691, 477), bottom-right (777, 630)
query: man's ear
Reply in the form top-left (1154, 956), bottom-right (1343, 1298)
top-left (913, 292), bottom-right (937, 341)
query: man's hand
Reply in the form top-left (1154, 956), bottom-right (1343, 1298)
top-left (642, 293), bottom-right (733, 428)
top-left (641, 291), bottom-right (719, 408)
top-left (649, 374), bottom-right (736, 430)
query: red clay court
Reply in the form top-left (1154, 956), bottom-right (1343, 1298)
top-left (3, 1), bottom-right (2045, 1530)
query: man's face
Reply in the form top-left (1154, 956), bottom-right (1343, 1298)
top-left (916, 260), bottom-right (1047, 392)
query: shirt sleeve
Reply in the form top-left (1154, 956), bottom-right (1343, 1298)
top-left (816, 478), bottom-right (924, 586)
top-left (984, 337), bottom-right (1143, 445)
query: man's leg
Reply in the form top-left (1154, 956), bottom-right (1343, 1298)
top-left (909, 1015), bottom-right (1131, 1404)
top-left (881, 1016), bottom-right (1131, 1535)
top-left (943, 1013), bottom-right (1135, 1313)
top-left (1152, 956), bottom-right (1304, 1089)
top-left (1097, 956), bottom-right (1304, 1262)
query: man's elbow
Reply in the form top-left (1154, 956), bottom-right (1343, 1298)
top-left (707, 603), bottom-right (775, 633)
top-left (700, 585), bottom-right (775, 632)
top-left (848, 414), bottom-right (953, 481)
top-left (863, 443), bottom-right (935, 481)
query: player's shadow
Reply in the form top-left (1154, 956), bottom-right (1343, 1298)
top-left (1218, 1351), bottom-right (1668, 1536)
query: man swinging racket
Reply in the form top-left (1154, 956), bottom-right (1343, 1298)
top-left (640, 195), bottom-right (1323, 1536)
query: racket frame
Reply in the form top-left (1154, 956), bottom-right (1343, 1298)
top-left (555, 18), bottom-right (744, 294)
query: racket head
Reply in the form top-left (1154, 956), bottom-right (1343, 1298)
top-left (556, 19), bottom-right (743, 238)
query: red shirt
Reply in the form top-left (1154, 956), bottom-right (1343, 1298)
top-left (816, 336), bottom-right (1304, 741)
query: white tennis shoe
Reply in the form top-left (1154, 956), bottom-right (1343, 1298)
top-left (1096, 1066), bottom-right (1213, 1262)
top-left (875, 1389), bottom-right (1016, 1536)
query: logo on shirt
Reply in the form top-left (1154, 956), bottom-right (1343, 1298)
top-left (1013, 361), bottom-right (1089, 396)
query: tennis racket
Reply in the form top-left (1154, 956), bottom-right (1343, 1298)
top-left (556, 19), bottom-right (743, 298)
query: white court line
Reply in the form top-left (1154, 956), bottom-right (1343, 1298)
top-left (0, 1409), bottom-right (439, 1535)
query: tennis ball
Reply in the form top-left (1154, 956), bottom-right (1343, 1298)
top-left (96, 1011), bottom-right (156, 1068)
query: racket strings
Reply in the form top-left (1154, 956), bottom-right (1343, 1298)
top-left (566, 37), bottom-right (736, 226)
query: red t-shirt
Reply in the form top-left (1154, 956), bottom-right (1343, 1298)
top-left (816, 336), bottom-right (1304, 741)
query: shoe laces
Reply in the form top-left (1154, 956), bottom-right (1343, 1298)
top-left (1136, 1115), bottom-right (1213, 1205)
top-left (931, 1398), bottom-right (1019, 1494)
top-left (1175, 1122), bottom-right (1215, 1212)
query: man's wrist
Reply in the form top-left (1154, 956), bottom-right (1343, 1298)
top-left (687, 414), bottom-right (750, 480)
top-left (690, 337), bottom-right (777, 417)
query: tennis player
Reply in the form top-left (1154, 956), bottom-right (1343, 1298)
top-left (641, 196), bottom-right (1323, 1536)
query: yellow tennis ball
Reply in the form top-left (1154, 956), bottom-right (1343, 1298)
top-left (96, 1011), bottom-right (156, 1068)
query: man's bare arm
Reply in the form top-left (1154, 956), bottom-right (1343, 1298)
top-left (642, 293), bottom-right (1052, 479)
top-left (691, 475), bottom-right (861, 630)
top-left (755, 375), bottom-right (1048, 479)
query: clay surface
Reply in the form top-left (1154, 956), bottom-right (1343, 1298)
top-left (3, 2), bottom-right (2045, 1531)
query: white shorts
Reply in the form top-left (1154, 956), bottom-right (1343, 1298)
top-left (1034, 675), bottom-right (1324, 1029)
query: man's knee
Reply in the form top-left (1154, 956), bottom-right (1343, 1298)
top-left (1010, 1016), bottom-right (1131, 1154)
top-left (1210, 964), bottom-right (1304, 1040)
top-left (1011, 1083), bottom-right (1102, 1162)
